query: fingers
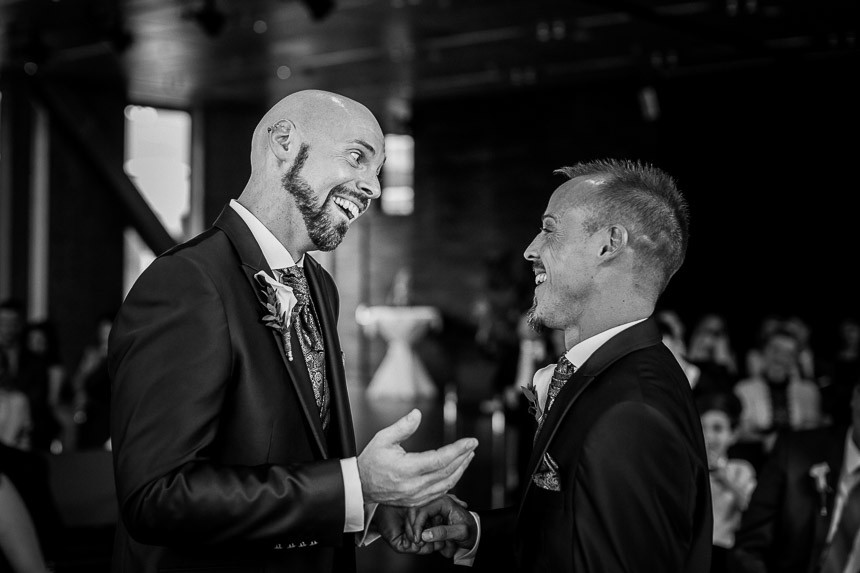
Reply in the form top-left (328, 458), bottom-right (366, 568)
top-left (405, 437), bottom-right (478, 474)
top-left (409, 497), bottom-right (447, 542)
top-left (402, 451), bottom-right (474, 507)
top-left (421, 523), bottom-right (469, 544)
top-left (448, 494), bottom-right (468, 508)
top-left (373, 409), bottom-right (421, 446)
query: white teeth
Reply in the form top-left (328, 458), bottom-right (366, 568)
top-left (535, 273), bottom-right (547, 285)
top-left (333, 197), bottom-right (360, 219)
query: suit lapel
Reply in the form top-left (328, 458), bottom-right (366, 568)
top-left (215, 206), bottom-right (328, 458)
top-left (305, 257), bottom-right (356, 458)
top-left (518, 319), bottom-right (663, 517)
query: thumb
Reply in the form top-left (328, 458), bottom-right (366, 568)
top-left (375, 409), bottom-right (421, 445)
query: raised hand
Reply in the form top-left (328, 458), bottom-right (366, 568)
top-left (357, 409), bottom-right (477, 507)
top-left (409, 494), bottom-right (478, 558)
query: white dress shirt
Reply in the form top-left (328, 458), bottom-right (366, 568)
top-left (825, 430), bottom-right (860, 573)
top-left (230, 199), bottom-right (365, 533)
top-left (455, 317), bottom-right (648, 566)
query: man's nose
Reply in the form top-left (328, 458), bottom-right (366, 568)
top-left (524, 236), bottom-right (540, 262)
top-left (357, 173), bottom-right (381, 200)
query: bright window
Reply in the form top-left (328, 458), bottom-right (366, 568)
top-left (122, 106), bottom-right (191, 296)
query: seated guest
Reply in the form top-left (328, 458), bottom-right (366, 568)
top-left (70, 313), bottom-right (113, 450)
top-left (696, 392), bottom-right (756, 573)
top-left (0, 301), bottom-right (58, 451)
top-left (688, 312), bottom-right (739, 380)
top-left (734, 327), bottom-right (822, 456)
top-left (731, 379), bottom-right (860, 573)
top-left (657, 313), bottom-right (730, 397)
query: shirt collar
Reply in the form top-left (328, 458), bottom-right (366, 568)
top-left (844, 429), bottom-right (860, 476)
top-left (564, 318), bottom-right (648, 369)
top-left (230, 199), bottom-right (303, 269)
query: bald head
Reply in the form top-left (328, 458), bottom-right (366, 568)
top-left (250, 90), bottom-right (382, 171)
top-left (238, 90), bottom-right (385, 258)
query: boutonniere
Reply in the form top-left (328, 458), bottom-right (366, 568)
top-left (521, 381), bottom-right (543, 423)
top-left (254, 271), bottom-right (298, 361)
top-left (809, 462), bottom-right (832, 517)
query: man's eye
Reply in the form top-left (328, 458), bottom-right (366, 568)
top-left (540, 226), bottom-right (550, 233)
top-left (349, 151), bottom-right (363, 163)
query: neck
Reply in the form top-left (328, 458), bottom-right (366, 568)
top-left (563, 296), bottom-right (653, 351)
top-left (238, 181), bottom-right (311, 260)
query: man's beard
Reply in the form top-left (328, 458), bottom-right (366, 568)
top-left (281, 143), bottom-right (349, 252)
top-left (526, 296), bottom-right (544, 333)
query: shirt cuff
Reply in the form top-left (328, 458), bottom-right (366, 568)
top-left (356, 503), bottom-right (380, 546)
top-left (452, 511), bottom-right (481, 566)
top-left (341, 457), bottom-right (365, 533)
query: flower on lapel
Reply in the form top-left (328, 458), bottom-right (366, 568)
top-left (522, 381), bottom-right (543, 423)
top-left (809, 462), bottom-right (832, 517)
top-left (254, 271), bottom-right (298, 361)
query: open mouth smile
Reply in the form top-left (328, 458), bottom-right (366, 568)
top-left (333, 196), bottom-right (362, 221)
top-left (535, 271), bottom-right (547, 286)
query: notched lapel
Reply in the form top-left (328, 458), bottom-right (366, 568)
top-left (304, 258), bottom-right (356, 458)
top-left (524, 371), bottom-right (596, 491)
top-left (216, 205), bottom-right (330, 459)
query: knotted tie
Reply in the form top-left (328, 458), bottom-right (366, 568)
top-left (532, 354), bottom-right (577, 491)
top-left (278, 266), bottom-right (330, 430)
top-left (821, 480), bottom-right (860, 573)
top-left (534, 354), bottom-right (577, 443)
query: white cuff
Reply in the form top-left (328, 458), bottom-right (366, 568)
top-left (340, 458), bottom-right (365, 533)
top-left (452, 511), bottom-right (481, 566)
top-left (356, 503), bottom-right (380, 546)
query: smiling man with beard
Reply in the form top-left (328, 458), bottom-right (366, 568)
top-left (108, 90), bottom-right (478, 573)
top-left (406, 159), bottom-right (712, 572)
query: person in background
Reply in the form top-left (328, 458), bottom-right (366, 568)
top-left (731, 377), bottom-right (860, 573)
top-left (657, 310), bottom-right (734, 398)
top-left (687, 313), bottom-right (739, 387)
top-left (696, 392), bottom-right (756, 573)
top-left (0, 301), bottom-right (57, 451)
top-left (745, 315), bottom-right (783, 379)
top-left (784, 316), bottom-right (816, 381)
top-left (24, 320), bottom-right (70, 451)
top-left (71, 313), bottom-right (114, 450)
top-left (734, 327), bottom-right (822, 466)
top-left (820, 318), bottom-right (860, 428)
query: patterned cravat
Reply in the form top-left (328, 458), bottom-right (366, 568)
top-left (278, 266), bottom-right (330, 430)
top-left (534, 354), bottom-right (577, 443)
top-left (821, 478), bottom-right (860, 573)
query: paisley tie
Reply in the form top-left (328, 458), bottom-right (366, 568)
top-left (278, 266), bottom-right (330, 430)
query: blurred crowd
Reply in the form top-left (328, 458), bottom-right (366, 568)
top-left (1, 299), bottom-right (115, 572)
top-left (504, 304), bottom-right (860, 573)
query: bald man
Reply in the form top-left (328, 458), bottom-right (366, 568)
top-left (109, 91), bottom-right (477, 573)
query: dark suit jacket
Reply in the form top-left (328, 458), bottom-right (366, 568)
top-left (109, 206), bottom-right (358, 573)
top-left (475, 318), bottom-right (713, 572)
top-left (731, 426), bottom-right (847, 573)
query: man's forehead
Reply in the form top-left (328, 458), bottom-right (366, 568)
top-left (545, 175), bottom-right (606, 215)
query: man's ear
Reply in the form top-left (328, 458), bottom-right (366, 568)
top-left (597, 224), bottom-right (629, 260)
top-left (268, 120), bottom-right (297, 161)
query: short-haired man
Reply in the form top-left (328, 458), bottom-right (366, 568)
top-left (406, 159), bottom-right (712, 572)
